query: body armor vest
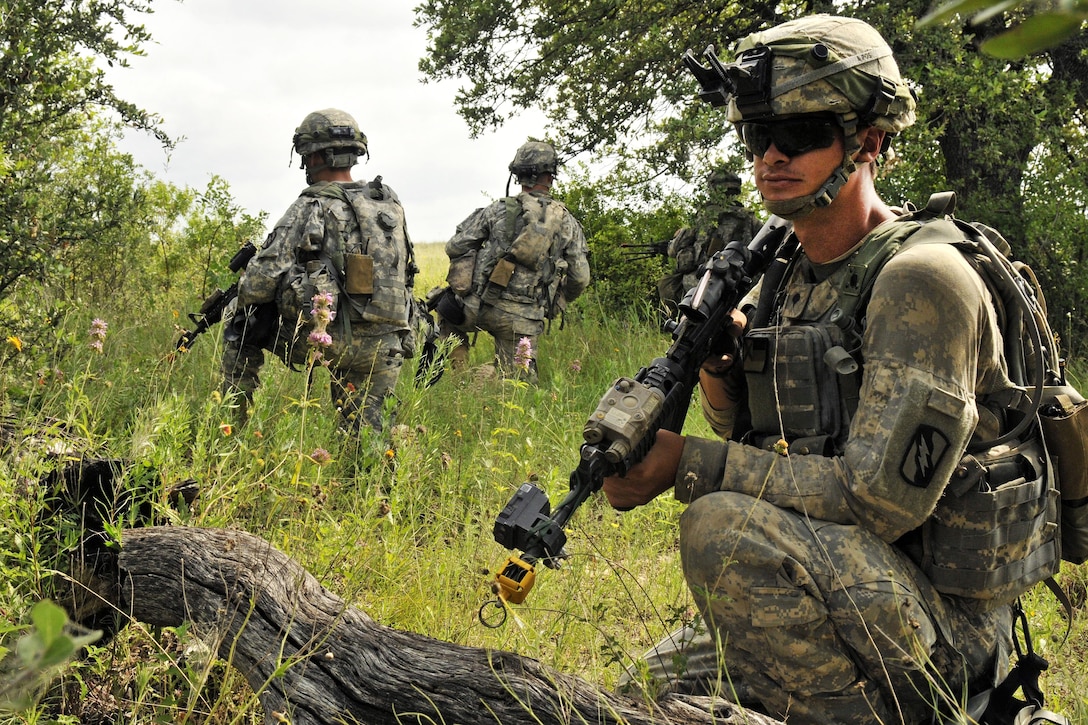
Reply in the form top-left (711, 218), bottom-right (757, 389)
top-left (742, 195), bottom-right (1064, 605)
top-left (298, 178), bottom-right (416, 328)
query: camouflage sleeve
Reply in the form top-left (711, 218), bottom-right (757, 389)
top-left (675, 243), bottom-right (1000, 542)
top-left (237, 196), bottom-right (325, 306)
top-left (559, 211), bottom-right (591, 300)
top-left (445, 205), bottom-right (492, 259)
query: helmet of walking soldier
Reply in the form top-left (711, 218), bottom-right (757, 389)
top-left (707, 167), bottom-right (742, 193)
top-left (724, 15), bottom-right (916, 135)
top-left (508, 141), bottom-right (559, 182)
top-left (292, 108), bottom-right (369, 167)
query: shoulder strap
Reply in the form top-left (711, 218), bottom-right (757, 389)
top-left (504, 196), bottom-right (520, 246)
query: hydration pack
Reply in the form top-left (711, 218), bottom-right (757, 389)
top-left (476, 192), bottom-right (571, 316)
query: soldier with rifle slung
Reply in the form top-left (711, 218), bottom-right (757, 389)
top-left (218, 108), bottom-right (418, 432)
top-left (656, 167), bottom-right (759, 316)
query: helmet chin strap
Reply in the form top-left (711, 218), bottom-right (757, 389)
top-left (762, 115), bottom-right (862, 220)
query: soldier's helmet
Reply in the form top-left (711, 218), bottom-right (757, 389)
top-left (724, 15), bottom-right (916, 135)
top-left (707, 167), bottom-right (742, 193)
top-left (292, 108), bottom-right (369, 167)
top-left (508, 141), bottom-right (559, 182)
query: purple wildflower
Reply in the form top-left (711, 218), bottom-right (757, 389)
top-left (513, 336), bottom-right (533, 371)
top-left (89, 318), bottom-right (108, 353)
top-left (308, 292), bottom-right (335, 352)
top-left (308, 330), bottom-right (333, 348)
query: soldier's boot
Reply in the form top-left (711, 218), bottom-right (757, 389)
top-left (449, 342), bottom-right (470, 370)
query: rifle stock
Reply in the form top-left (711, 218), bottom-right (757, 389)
top-left (490, 216), bottom-right (791, 607)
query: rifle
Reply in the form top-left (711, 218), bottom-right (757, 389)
top-left (619, 239), bottom-right (670, 261)
top-left (487, 216), bottom-right (791, 614)
top-left (174, 242), bottom-right (258, 351)
top-left (414, 288), bottom-right (458, 389)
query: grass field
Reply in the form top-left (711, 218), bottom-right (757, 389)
top-left (1, 243), bottom-right (1086, 723)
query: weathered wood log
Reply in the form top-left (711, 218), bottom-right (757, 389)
top-left (105, 526), bottom-right (785, 725)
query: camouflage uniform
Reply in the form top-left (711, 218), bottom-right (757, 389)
top-left (439, 172), bottom-right (590, 383)
top-left (622, 17), bottom-right (1030, 725)
top-left (222, 178), bottom-right (414, 432)
top-left (658, 173), bottom-right (759, 312)
top-left (627, 229), bottom-right (1017, 724)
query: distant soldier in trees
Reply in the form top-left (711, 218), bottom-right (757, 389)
top-left (435, 140), bottom-right (591, 383)
top-left (658, 168), bottom-right (759, 315)
top-left (220, 108), bottom-right (417, 431)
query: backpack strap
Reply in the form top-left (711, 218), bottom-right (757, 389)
top-left (504, 196), bottom-right (520, 246)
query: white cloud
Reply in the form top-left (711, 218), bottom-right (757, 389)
top-left (107, 0), bottom-right (549, 243)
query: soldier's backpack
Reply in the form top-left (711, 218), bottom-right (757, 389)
top-left (284, 177), bottom-right (417, 350)
top-left (477, 192), bottom-right (571, 317)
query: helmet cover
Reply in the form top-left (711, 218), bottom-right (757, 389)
top-left (508, 141), bottom-right (559, 181)
top-left (725, 15), bottom-right (916, 134)
top-left (293, 108), bottom-right (369, 165)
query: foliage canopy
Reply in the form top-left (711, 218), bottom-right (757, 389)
top-left (416, 0), bottom-right (1088, 352)
top-left (0, 0), bottom-right (167, 302)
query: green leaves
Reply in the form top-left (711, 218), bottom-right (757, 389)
top-left (1, 601), bottom-right (102, 713)
top-left (917, 0), bottom-right (1088, 58)
top-left (980, 12), bottom-right (1088, 57)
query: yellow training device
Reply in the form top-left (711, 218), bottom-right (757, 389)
top-left (494, 554), bottom-right (537, 605)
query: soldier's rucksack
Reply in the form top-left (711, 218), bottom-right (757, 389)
top-left (477, 192), bottom-right (571, 317)
top-left (283, 177), bottom-right (417, 353)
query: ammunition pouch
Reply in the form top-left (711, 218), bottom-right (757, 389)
top-left (920, 437), bottom-right (1059, 607)
top-left (742, 324), bottom-right (857, 445)
top-left (1039, 384), bottom-right (1088, 564)
top-left (447, 250), bottom-right (477, 296)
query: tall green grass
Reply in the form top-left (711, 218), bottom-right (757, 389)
top-left (1, 242), bottom-right (1086, 722)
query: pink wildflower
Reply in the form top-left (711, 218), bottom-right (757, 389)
top-left (513, 336), bottom-right (533, 371)
top-left (89, 318), bottom-right (108, 353)
top-left (570, 359), bottom-right (582, 373)
top-left (310, 448), bottom-right (333, 466)
top-left (308, 292), bottom-right (335, 352)
top-left (308, 330), bottom-right (333, 348)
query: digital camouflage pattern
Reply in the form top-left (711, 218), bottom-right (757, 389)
top-left (633, 226), bottom-right (1021, 723)
top-left (726, 14), bottom-right (916, 133)
top-left (680, 492), bottom-right (1010, 724)
top-left (660, 198), bottom-right (759, 308)
top-left (439, 189), bottom-right (590, 381)
top-left (222, 178), bottom-right (415, 430)
top-left (508, 140), bottom-right (559, 180)
top-left (292, 108), bottom-right (369, 161)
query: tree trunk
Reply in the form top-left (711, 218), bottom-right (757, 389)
top-left (103, 526), bottom-right (782, 725)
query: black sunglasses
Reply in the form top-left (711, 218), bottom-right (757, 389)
top-left (736, 118), bottom-right (840, 158)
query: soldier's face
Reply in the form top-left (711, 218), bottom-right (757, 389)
top-left (748, 117), bottom-right (845, 204)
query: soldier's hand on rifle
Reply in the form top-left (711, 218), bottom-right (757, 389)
top-left (601, 430), bottom-right (685, 510)
top-left (698, 307), bottom-right (747, 412)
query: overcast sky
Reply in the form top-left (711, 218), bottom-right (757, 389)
top-left (107, 0), bottom-right (551, 243)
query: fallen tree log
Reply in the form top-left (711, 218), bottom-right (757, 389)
top-left (98, 526), bottom-right (784, 725)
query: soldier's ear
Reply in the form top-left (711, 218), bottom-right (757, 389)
top-left (854, 127), bottom-right (885, 163)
